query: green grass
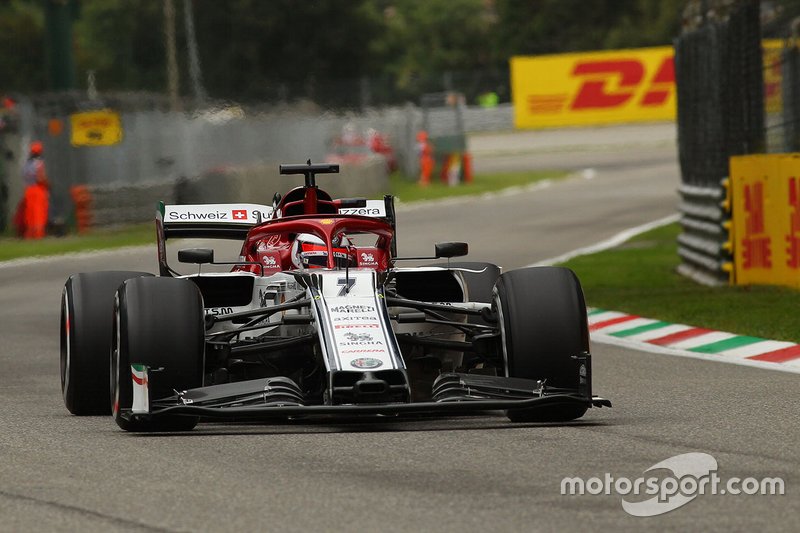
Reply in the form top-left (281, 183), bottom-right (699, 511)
top-left (560, 223), bottom-right (800, 343)
top-left (389, 170), bottom-right (566, 203)
top-left (0, 170), bottom-right (565, 262)
top-left (0, 224), bottom-right (155, 261)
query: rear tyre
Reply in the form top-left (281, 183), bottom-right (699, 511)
top-left (494, 267), bottom-right (590, 422)
top-left (111, 277), bottom-right (204, 432)
top-left (61, 271), bottom-right (153, 415)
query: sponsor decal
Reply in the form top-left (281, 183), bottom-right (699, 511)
top-left (344, 332), bottom-right (375, 343)
top-left (320, 219), bottom-right (334, 225)
top-left (168, 210), bottom-right (229, 221)
top-left (359, 252), bottom-right (377, 266)
top-left (335, 323), bottom-right (380, 329)
top-left (341, 349), bottom-right (386, 354)
top-left (262, 256), bottom-right (278, 267)
top-left (511, 46), bottom-right (675, 128)
top-left (731, 154), bottom-right (800, 288)
top-left (329, 304), bottom-right (375, 313)
top-left (350, 357), bottom-right (383, 369)
top-left (742, 181), bottom-right (771, 269)
top-left (337, 201), bottom-right (387, 217)
top-left (70, 109), bottom-right (123, 146)
top-left (164, 204), bottom-right (273, 224)
top-left (339, 207), bottom-right (383, 216)
top-left (333, 315), bottom-right (374, 321)
top-left (265, 234), bottom-right (286, 248)
top-left (337, 277), bottom-right (356, 296)
top-left (786, 176), bottom-right (800, 269)
top-left (208, 307), bottom-right (234, 316)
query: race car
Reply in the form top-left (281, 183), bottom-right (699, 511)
top-left (60, 161), bottom-right (610, 432)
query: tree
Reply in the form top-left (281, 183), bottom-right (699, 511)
top-left (0, 1), bottom-right (46, 92)
top-left (73, 0), bottom-right (165, 92)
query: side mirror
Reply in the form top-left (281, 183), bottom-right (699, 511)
top-left (435, 242), bottom-right (468, 258)
top-left (178, 248), bottom-right (214, 264)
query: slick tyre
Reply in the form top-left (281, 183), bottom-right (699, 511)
top-left (494, 267), bottom-right (590, 423)
top-left (111, 277), bottom-right (204, 432)
top-left (61, 271), bottom-right (153, 415)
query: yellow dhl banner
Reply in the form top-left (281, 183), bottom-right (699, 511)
top-left (70, 109), bottom-right (123, 146)
top-left (730, 154), bottom-right (800, 288)
top-left (763, 39), bottom-right (783, 115)
top-left (511, 46), bottom-right (675, 129)
top-left (511, 41), bottom-right (785, 129)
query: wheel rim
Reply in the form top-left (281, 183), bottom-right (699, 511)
top-left (111, 294), bottom-right (121, 418)
top-left (60, 288), bottom-right (71, 400)
top-left (493, 286), bottom-right (510, 378)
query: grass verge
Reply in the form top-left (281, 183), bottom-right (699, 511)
top-left (0, 224), bottom-right (155, 262)
top-left (560, 222), bottom-right (800, 343)
top-left (0, 169), bottom-right (566, 261)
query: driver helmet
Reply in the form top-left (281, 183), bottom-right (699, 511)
top-left (291, 233), bottom-right (355, 269)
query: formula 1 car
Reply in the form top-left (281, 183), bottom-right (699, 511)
top-left (60, 162), bottom-right (610, 432)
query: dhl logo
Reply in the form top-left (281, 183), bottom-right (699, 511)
top-left (526, 57), bottom-right (673, 113)
top-left (512, 41), bottom-right (784, 130)
top-left (512, 46), bottom-right (675, 129)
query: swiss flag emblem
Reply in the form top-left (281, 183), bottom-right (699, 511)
top-left (232, 209), bottom-right (248, 221)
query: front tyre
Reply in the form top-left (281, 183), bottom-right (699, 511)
top-left (61, 271), bottom-right (153, 415)
top-left (494, 267), bottom-right (590, 422)
top-left (112, 277), bottom-right (204, 432)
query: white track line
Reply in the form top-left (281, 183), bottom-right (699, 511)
top-left (530, 213), bottom-right (681, 267)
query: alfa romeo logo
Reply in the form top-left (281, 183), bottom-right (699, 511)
top-left (350, 357), bottom-right (383, 369)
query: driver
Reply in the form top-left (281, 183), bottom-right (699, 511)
top-left (291, 233), bottom-right (356, 269)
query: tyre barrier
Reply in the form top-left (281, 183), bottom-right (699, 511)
top-left (676, 180), bottom-right (732, 286)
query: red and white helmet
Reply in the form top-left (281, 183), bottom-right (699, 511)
top-left (291, 233), bottom-right (355, 269)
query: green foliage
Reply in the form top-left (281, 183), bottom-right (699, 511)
top-left (0, 1), bottom-right (46, 91)
top-left (1, 0), bottom-right (685, 98)
top-left (73, 0), bottom-right (165, 91)
top-left (494, 0), bottom-right (684, 60)
top-left (188, 0), bottom-right (385, 101)
top-left (0, 223), bottom-right (154, 261)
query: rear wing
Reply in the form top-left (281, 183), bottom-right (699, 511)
top-left (156, 196), bottom-right (398, 275)
top-left (158, 202), bottom-right (274, 240)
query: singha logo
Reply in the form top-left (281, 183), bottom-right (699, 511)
top-left (262, 256), bottom-right (278, 267)
top-left (344, 332), bottom-right (373, 342)
top-left (360, 252), bottom-right (376, 264)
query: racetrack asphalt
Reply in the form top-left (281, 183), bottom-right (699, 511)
top-left (1, 124), bottom-right (797, 532)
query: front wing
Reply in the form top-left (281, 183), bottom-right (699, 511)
top-left (121, 363), bottom-right (611, 423)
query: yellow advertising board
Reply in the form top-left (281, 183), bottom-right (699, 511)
top-left (763, 39), bottom-right (784, 115)
top-left (511, 46), bottom-right (675, 129)
top-left (70, 109), bottom-right (123, 146)
top-left (730, 154), bottom-right (800, 287)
